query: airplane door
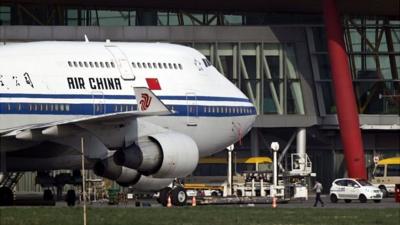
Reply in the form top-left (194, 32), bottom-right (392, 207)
top-left (186, 92), bottom-right (198, 126)
top-left (105, 46), bottom-right (135, 80)
top-left (92, 91), bottom-right (105, 115)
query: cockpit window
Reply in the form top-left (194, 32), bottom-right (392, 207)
top-left (202, 58), bottom-right (212, 67)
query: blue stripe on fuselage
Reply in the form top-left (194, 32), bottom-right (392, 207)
top-left (0, 102), bottom-right (256, 117)
top-left (0, 93), bottom-right (251, 103)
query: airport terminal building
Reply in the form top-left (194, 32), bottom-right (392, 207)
top-left (0, 0), bottom-right (399, 190)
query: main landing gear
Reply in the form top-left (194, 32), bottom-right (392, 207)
top-left (0, 186), bottom-right (13, 206)
top-left (158, 185), bottom-right (188, 207)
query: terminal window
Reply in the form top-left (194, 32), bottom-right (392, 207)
top-left (0, 6), bottom-right (11, 25)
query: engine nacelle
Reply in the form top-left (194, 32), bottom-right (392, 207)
top-left (114, 131), bottom-right (199, 178)
top-left (129, 176), bottom-right (173, 192)
top-left (93, 157), bottom-right (141, 186)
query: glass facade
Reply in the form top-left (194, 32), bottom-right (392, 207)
top-left (66, 9), bottom-right (136, 26)
top-left (0, 6), bottom-right (11, 25)
top-left (311, 18), bottom-right (400, 115)
top-left (0, 5), bottom-right (321, 26)
top-left (191, 42), bottom-right (305, 115)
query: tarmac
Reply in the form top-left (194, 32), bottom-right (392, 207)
top-left (10, 193), bottom-right (399, 209)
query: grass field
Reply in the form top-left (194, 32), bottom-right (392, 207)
top-left (0, 207), bottom-right (399, 225)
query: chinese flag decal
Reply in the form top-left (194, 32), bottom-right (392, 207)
top-left (146, 78), bottom-right (161, 90)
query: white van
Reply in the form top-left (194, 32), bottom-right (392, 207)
top-left (371, 157), bottom-right (400, 197)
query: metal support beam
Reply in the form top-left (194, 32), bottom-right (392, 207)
top-left (250, 128), bottom-right (259, 156)
top-left (322, 0), bottom-right (367, 179)
top-left (296, 128), bottom-right (306, 156)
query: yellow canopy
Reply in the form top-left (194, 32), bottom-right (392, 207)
top-left (377, 157), bottom-right (400, 165)
top-left (199, 156), bottom-right (272, 164)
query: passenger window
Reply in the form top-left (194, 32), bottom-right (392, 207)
top-left (84, 62), bottom-right (88, 67)
top-left (137, 63), bottom-right (142, 68)
top-left (89, 62), bottom-right (94, 68)
top-left (132, 62), bottom-right (136, 68)
top-left (60, 104), bottom-right (65, 111)
top-left (73, 61), bottom-right (78, 67)
top-left (153, 63), bottom-right (157, 68)
top-left (178, 64), bottom-right (183, 70)
top-left (105, 62), bottom-right (110, 68)
top-left (68, 61), bottom-right (72, 67)
top-left (142, 62), bottom-right (147, 68)
top-left (79, 62), bottom-right (83, 67)
top-left (168, 63), bottom-right (172, 69)
top-left (158, 62), bottom-right (162, 68)
top-left (173, 63), bottom-right (177, 69)
top-left (95, 62), bottom-right (99, 67)
top-left (163, 63), bottom-right (167, 68)
top-left (147, 62), bottom-right (152, 68)
top-left (54, 104), bottom-right (59, 111)
top-left (111, 62), bottom-right (115, 68)
top-left (100, 62), bottom-right (104, 68)
top-left (65, 104), bottom-right (70, 112)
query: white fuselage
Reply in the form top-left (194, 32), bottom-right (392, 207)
top-left (0, 42), bottom-right (256, 158)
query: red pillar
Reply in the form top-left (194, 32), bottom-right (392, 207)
top-left (322, 0), bottom-right (367, 179)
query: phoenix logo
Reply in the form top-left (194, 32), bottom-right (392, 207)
top-left (139, 93), bottom-right (152, 111)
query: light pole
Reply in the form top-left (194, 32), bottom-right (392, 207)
top-left (271, 142), bottom-right (279, 198)
top-left (227, 144), bottom-right (234, 196)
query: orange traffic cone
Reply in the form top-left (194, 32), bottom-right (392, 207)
top-left (272, 197), bottom-right (277, 208)
top-left (191, 196), bottom-right (196, 207)
top-left (167, 195), bottom-right (172, 208)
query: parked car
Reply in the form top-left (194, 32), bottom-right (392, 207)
top-left (329, 178), bottom-right (382, 203)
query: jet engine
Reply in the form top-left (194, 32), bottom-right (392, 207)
top-left (93, 157), bottom-right (173, 191)
top-left (114, 131), bottom-right (199, 178)
top-left (93, 157), bottom-right (140, 186)
top-left (129, 176), bottom-right (173, 192)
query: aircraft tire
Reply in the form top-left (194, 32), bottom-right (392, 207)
top-left (159, 187), bottom-right (171, 207)
top-left (171, 186), bottom-right (187, 206)
top-left (0, 187), bottom-right (13, 206)
top-left (66, 189), bottom-right (76, 206)
top-left (43, 189), bottom-right (54, 201)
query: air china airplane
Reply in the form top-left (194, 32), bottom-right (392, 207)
top-left (0, 41), bottom-right (256, 206)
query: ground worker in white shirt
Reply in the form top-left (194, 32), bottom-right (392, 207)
top-left (313, 180), bottom-right (324, 207)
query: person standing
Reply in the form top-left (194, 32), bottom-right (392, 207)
top-left (313, 180), bottom-right (324, 207)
